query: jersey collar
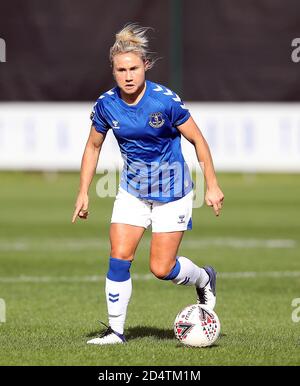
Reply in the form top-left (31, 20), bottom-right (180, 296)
top-left (115, 80), bottom-right (150, 110)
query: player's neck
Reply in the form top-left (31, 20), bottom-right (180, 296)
top-left (120, 82), bottom-right (146, 106)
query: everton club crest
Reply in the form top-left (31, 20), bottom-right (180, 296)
top-left (149, 112), bottom-right (165, 128)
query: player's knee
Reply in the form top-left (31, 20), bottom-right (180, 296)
top-left (110, 249), bottom-right (134, 261)
top-left (150, 262), bottom-right (172, 280)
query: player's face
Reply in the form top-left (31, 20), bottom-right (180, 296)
top-left (113, 52), bottom-right (147, 96)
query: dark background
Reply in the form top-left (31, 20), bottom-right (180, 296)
top-left (0, 0), bottom-right (299, 101)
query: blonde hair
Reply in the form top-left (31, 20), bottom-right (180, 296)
top-left (110, 23), bottom-right (156, 69)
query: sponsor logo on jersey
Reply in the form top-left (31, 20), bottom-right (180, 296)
top-left (112, 120), bottom-right (120, 129)
top-left (149, 112), bottom-right (165, 128)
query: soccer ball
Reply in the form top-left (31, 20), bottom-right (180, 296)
top-left (174, 304), bottom-right (221, 347)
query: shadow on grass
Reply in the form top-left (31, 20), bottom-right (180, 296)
top-left (86, 326), bottom-right (174, 340)
top-left (127, 326), bottom-right (174, 340)
top-left (87, 327), bottom-right (226, 344)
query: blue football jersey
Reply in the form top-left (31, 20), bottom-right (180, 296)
top-left (91, 80), bottom-right (193, 202)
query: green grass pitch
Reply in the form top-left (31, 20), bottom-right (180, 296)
top-left (0, 172), bottom-right (299, 365)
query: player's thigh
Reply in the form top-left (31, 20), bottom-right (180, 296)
top-left (110, 223), bottom-right (145, 261)
top-left (149, 231), bottom-right (184, 278)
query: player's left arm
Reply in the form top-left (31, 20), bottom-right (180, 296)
top-left (177, 116), bottom-right (224, 216)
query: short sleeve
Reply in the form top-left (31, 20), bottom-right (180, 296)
top-left (169, 93), bottom-right (191, 127)
top-left (90, 100), bottom-right (110, 134)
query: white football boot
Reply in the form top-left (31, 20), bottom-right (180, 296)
top-left (196, 266), bottom-right (217, 310)
top-left (87, 324), bottom-right (126, 345)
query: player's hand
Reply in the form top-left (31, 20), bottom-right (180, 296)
top-left (205, 185), bottom-right (224, 217)
top-left (72, 192), bottom-right (89, 223)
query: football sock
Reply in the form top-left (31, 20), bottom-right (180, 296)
top-left (164, 256), bottom-right (209, 287)
top-left (105, 257), bottom-right (132, 335)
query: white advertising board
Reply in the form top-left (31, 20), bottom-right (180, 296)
top-left (0, 102), bottom-right (299, 172)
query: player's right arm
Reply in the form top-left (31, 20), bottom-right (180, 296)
top-left (72, 126), bottom-right (106, 223)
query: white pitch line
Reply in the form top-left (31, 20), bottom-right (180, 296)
top-left (0, 238), bottom-right (297, 251)
top-left (0, 271), bottom-right (300, 283)
top-left (185, 238), bottom-right (297, 249)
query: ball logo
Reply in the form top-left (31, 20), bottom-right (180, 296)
top-left (198, 306), bottom-right (218, 341)
top-left (149, 112), bottom-right (165, 128)
top-left (175, 322), bottom-right (194, 340)
top-left (198, 306), bottom-right (214, 321)
top-left (174, 304), bottom-right (221, 347)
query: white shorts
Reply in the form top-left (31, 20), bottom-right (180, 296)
top-left (111, 187), bottom-right (193, 232)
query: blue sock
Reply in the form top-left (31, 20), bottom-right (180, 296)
top-left (105, 257), bottom-right (132, 334)
top-left (107, 256), bottom-right (131, 281)
top-left (163, 258), bottom-right (181, 280)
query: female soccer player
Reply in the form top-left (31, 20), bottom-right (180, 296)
top-left (72, 24), bottom-right (224, 345)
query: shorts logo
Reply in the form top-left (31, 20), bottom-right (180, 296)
top-left (178, 215), bottom-right (185, 224)
top-left (149, 112), bottom-right (165, 128)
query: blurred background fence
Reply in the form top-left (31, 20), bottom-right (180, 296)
top-left (0, 0), bottom-right (300, 172)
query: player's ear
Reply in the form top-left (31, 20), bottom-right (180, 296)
top-left (111, 60), bottom-right (116, 77)
top-left (112, 66), bottom-right (116, 80)
top-left (144, 59), bottom-right (150, 72)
